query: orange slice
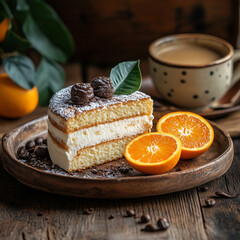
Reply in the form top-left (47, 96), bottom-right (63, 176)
top-left (124, 132), bottom-right (182, 174)
top-left (156, 112), bottom-right (214, 159)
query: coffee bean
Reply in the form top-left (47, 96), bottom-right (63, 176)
top-left (108, 215), bottom-right (114, 220)
top-left (35, 137), bottom-right (44, 145)
top-left (17, 146), bottom-right (29, 159)
top-left (205, 198), bottom-right (215, 207)
top-left (43, 139), bottom-right (47, 145)
top-left (157, 218), bottom-right (170, 230)
top-left (215, 191), bottom-right (238, 198)
top-left (91, 169), bottom-right (98, 174)
top-left (140, 214), bottom-right (151, 223)
top-left (126, 209), bottom-right (135, 217)
top-left (25, 140), bottom-right (36, 152)
top-left (83, 208), bottom-right (94, 215)
top-left (141, 224), bottom-right (159, 232)
top-left (119, 166), bottom-right (130, 174)
top-left (34, 146), bottom-right (48, 159)
top-left (198, 186), bottom-right (209, 192)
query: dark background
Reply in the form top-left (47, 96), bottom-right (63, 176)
top-left (49, 0), bottom-right (239, 66)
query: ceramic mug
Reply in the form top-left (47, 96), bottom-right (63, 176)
top-left (149, 34), bottom-right (240, 109)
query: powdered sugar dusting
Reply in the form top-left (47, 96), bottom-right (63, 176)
top-left (49, 86), bottom-right (151, 120)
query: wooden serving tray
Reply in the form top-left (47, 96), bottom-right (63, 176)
top-left (1, 114), bottom-right (234, 198)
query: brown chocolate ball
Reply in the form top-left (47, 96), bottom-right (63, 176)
top-left (71, 83), bottom-right (94, 105)
top-left (91, 76), bottom-right (114, 98)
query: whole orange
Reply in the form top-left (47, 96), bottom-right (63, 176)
top-left (0, 73), bottom-right (39, 118)
top-left (0, 18), bottom-right (9, 43)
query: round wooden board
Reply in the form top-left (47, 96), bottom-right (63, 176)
top-left (1, 114), bottom-right (234, 199)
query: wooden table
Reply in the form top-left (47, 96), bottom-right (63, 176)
top-left (0, 64), bottom-right (239, 240)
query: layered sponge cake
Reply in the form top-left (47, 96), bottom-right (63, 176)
top-left (47, 82), bottom-right (153, 172)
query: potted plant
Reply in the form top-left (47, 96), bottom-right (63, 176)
top-left (0, 0), bottom-right (74, 118)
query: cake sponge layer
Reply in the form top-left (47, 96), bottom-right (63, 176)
top-left (47, 134), bottom-right (136, 171)
top-left (49, 89), bottom-right (153, 133)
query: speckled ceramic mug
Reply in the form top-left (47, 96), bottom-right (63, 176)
top-left (149, 34), bottom-right (240, 109)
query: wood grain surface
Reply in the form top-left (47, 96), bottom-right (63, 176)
top-left (0, 63), bottom-right (239, 239)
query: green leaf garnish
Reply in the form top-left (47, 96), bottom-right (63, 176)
top-left (110, 60), bottom-right (142, 95)
top-left (35, 58), bottom-right (65, 106)
top-left (3, 55), bottom-right (35, 90)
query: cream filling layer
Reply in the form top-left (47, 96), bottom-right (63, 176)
top-left (47, 134), bottom-right (134, 171)
top-left (48, 115), bottom-right (153, 157)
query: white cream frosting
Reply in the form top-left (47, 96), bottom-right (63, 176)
top-left (48, 115), bottom-right (153, 158)
top-left (47, 134), bottom-right (70, 171)
top-left (49, 86), bottom-right (150, 120)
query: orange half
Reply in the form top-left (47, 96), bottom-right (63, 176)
top-left (156, 111), bottom-right (214, 159)
top-left (124, 132), bottom-right (182, 174)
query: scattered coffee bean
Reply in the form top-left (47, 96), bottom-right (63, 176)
top-left (17, 146), bottom-right (29, 159)
top-left (43, 139), bottom-right (47, 145)
top-left (140, 214), bottom-right (151, 223)
top-left (108, 215), bottom-right (114, 220)
top-left (126, 209), bottom-right (135, 217)
top-left (25, 140), bottom-right (36, 152)
top-left (91, 169), bottom-right (98, 174)
top-left (198, 186), bottom-right (209, 192)
top-left (157, 218), bottom-right (170, 231)
top-left (35, 137), bottom-right (44, 145)
top-left (119, 166), bottom-right (129, 174)
top-left (141, 224), bottom-right (159, 232)
top-left (37, 212), bottom-right (43, 216)
top-left (205, 198), bottom-right (216, 207)
top-left (215, 191), bottom-right (238, 198)
top-left (83, 208), bottom-right (94, 215)
top-left (34, 146), bottom-right (48, 159)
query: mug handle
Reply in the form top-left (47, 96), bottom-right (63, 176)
top-left (232, 49), bottom-right (240, 85)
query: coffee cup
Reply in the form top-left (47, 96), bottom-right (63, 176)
top-left (148, 34), bottom-right (240, 109)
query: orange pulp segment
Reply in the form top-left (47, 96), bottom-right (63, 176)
top-left (156, 111), bottom-right (214, 159)
top-left (124, 132), bottom-right (182, 174)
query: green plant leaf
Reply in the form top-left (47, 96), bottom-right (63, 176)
top-left (35, 58), bottom-right (65, 106)
top-left (0, 0), bottom-right (13, 19)
top-left (3, 55), bottom-right (35, 90)
top-left (23, 14), bottom-right (68, 62)
top-left (23, 0), bottom-right (74, 62)
top-left (38, 87), bottom-right (53, 106)
top-left (110, 60), bottom-right (142, 95)
top-left (2, 31), bottom-right (30, 52)
top-left (0, 9), bottom-right (6, 22)
top-left (16, 0), bottom-right (29, 11)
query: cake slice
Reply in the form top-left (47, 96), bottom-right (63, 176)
top-left (47, 86), bottom-right (153, 172)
